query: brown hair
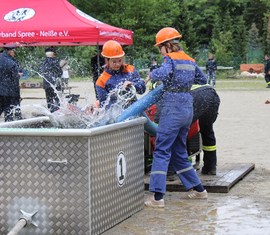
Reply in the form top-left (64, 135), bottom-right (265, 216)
top-left (164, 42), bottom-right (182, 52)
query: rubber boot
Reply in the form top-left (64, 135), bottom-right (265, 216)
top-left (201, 150), bottom-right (217, 175)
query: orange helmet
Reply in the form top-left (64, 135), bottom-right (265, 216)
top-left (101, 40), bottom-right (125, 58)
top-left (155, 27), bottom-right (182, 46)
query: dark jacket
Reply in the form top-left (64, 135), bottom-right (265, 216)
top-left (206, 59), bottom-right (217, 72)
top-left (264, 59), bottom-right (270, 79)
top-left (40, 57), bottom-right (62, 90)
top-left (191, 85), bottom-right (220, 122)
top-left (0, 52), bottom-right (20, 97)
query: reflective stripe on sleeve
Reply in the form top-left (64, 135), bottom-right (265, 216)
top-left (203, 145), bottom-right (217, 151)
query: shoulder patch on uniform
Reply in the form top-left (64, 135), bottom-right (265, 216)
top-left (96, 71), bottom-right (111, 88)
top-left (122, 64), bottom-right (135, 73)
top-left (167, 51), bottom-right (195, 62)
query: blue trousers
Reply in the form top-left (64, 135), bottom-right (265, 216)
top-left (149, 104), bottom-right (202, 193)
top-left (207, 70), bottom-right (216, 86)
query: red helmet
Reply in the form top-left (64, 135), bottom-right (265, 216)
top-left (101, 40), bottom-right (125, 58)
top-left (155, 27), bottom-right (182, 46)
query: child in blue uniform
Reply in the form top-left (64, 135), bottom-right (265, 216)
top-left (145, 27), bottom-right (208, 208)
top-left (96, 40), bottom-right (145, 107)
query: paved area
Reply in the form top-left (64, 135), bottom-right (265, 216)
top-left (103, 87), bottom-right (270, 235)
top-left (2, 81), bottom-right (270, 234)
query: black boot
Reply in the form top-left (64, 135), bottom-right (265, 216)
top-left (201, 150), bottom-right (217, 175)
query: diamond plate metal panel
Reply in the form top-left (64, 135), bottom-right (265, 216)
top-left (0, 136), bottom-right (89, 235)
top-left (0, 119), bottom-right (145, 235)
top-left (90, 125), bottom-right (145, 235)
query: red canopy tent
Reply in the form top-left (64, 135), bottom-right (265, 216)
top-left (0, 0), bottom-right (133, 47)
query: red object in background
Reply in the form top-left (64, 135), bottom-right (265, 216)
top-left (146, 104), bottom-right (200, 151)
top-left (0, 0), bottom-right (133, 47)
top-left (145, 104), bottom-right (157, 122)
top-left (188, 120), bottom-right (200, 139)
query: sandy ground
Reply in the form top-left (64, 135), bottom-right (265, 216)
top-left (2, 80), bottom-right (270, 234)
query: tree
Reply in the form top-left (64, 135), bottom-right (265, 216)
top-left (247, 23), bottom-right (263, 63)
top-left (211, 31), bottom-right (234, 66)
top-left (232, 16), bottom-right (247, 66)
top-left (173, 0), bottom-right (198, 55)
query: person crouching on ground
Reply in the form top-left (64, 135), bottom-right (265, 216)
top-left (95, 40), bottom-right (146, 107)
top-left (145, 27), bottom-right (208, 208)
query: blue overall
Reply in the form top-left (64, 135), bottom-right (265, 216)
top-left (149, 51), bottom-right (207, 193)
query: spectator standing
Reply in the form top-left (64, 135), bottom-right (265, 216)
top-left (206, 54), bottom-right (217, 87)
top-left (39, 47), bottom-right (63, 112)
top-left (148, 57), bottom-right (160, 91)
top-left (264, 54), bottom-right (270, 88)
top-left (60, 59), bottom-right (70, 89)
top-left (150, 57), bottom-right (159, 72)
top-left (91, 46), bottom-right (105, 99)
top-left (0, 46), bottom-right (22, 122)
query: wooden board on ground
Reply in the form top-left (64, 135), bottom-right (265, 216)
top-left (144, 163), bottom-right (255, 193)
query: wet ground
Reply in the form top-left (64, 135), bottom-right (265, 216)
top-left (2, 81), bottom-right (270, 234)
top-left (103, 170), bottom-right (270, 235)
top-left (103, 84), bottom-right (270, 235)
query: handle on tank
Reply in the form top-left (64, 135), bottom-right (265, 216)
top-left (47, 159), bottom-right (68, 164)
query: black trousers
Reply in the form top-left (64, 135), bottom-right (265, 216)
top-left (192, 86), bottom-right (220, 169)
top-left (0, 96), bottom-right (22, 122)
top-left (45, 87), bottom-right (61, 113)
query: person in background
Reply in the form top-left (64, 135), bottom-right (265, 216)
top-left (60, 59), bottom-right (70, 89)
top-left (0, 46), bottom-right (22, 122)
top-left (264, 54), bottom-right (270, 88)
top-left (39, 47), bottom-right (63, 113)
top-left (95, 40), bottom-right (146, 107)
top-left (91, 46), bottom-right (105, 99)
top-left (148, 57), bottom-right (160, 91)
top-left (144, 27), bottom-right (207, 208)
top-left (206, 53), bottom-right (217, 87)
top-left (150, 57), bottom-right (159, 72)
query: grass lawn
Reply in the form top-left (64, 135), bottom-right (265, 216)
top-left (215, 78), bottom-right (266, 90)
top-left (21, 76), bottom-right (268, 90)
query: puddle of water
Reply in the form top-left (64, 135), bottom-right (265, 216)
top-left (103, 194), bottom-right (270, 235)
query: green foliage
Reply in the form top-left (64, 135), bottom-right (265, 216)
top-left (232, 16), bottom-right (247, 67)
top-left (211, 31), bottom-right (234, 66)
top-left (18, 0), bottom-right (270, 75)
top-left (246, 23), bottom-right (264, 63)
top-left (14, 46), bottom-right (96, 78)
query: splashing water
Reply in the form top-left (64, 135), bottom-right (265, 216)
top-left (19, 73), bottom-right (136, 129)
top-left (47, 83), bottom-right (136, 129)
